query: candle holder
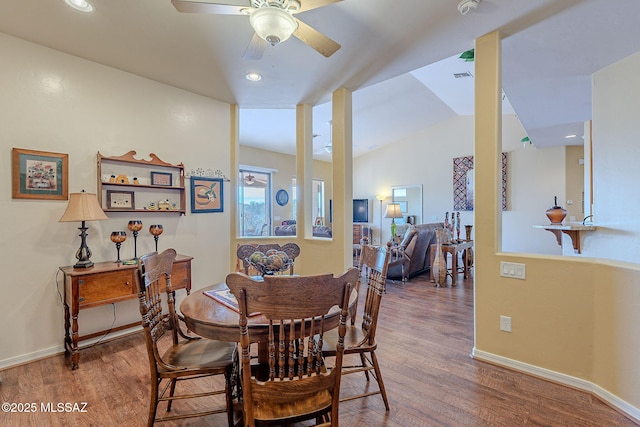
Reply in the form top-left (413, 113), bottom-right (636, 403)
top-left (110, 231), bottom-right (127, 263)
top-left (149, 224), bottom-right (164, 252)
top-left (127, 220), bottom-right (143, 259)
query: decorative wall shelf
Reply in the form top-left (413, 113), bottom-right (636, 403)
top-left (97, 151), bottom-right (186, 215)
top-left (533, 224), bottom-right (596, 254)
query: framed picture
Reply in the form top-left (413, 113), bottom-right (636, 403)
top-left (191, 177), bottom-right (223, 213)
top-left (453, 153), bottom-right (507, 211)
top-left (107, 190), bottom-right (135, 209)
top-left (12, 148), bottom-right (68, 200)
top-left (150, 171), bottom-right (172, 186)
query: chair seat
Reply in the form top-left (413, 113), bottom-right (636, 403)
top-left (252, 387), bottom-right (332, 421)
top-left (160, 338), bottom-right (236, 373)
top-left (322, 327), bottom-right (377, 355)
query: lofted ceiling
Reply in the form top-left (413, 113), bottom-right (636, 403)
top-left (1, 0), bottom-right (639, 159)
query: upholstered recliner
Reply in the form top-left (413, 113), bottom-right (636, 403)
top-left (386, 223), bottom-right (442, 281)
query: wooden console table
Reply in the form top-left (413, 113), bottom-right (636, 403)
top-left (59, 254), bottom-right (192, 369)
top-left (430, 240), bottom-right (473, 286)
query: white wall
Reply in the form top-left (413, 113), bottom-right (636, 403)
top-left (354, 114), bottom-right (563, 255)
top-left (587, 52), bottom-right (640, 263)
top-left (0, 33), bottom-right (231, 367)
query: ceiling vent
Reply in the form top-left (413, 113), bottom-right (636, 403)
top-left (454, 72), bottom-right (473, 79)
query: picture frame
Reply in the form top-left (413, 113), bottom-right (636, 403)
top-left (191, 177), bottom-right (223, 213)
top-left (107, 190), bottom-right (135, 209)
top-left (12, 148), bottom-right (68, 200)
top-left (150, 171), bottom-right (173, 186)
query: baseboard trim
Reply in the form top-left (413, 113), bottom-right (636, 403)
top-left (471, 348), bottom-right (640, 424)
top-left (0, 326), bottom-right (141, 371)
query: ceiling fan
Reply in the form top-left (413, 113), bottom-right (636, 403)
top-left (243, 173), bottom-right (268, 186)
top-left (171, 0), bottom-right (342, 59)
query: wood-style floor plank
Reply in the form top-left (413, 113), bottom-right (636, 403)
top-left (0, 272), bottom-right (637, 426)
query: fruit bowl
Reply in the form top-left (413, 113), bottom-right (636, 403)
top-left (246, 249), bottom-right (293, 276)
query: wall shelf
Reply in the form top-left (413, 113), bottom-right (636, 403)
top-left (533, 224), bottom-right (596, 254)
top-left (97, 151), bottom-right (186, 215)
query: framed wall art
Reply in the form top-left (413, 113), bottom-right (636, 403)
top-left (150, 171), bottom-right (173, 186)
top-left (107, 190), bottom-right (135, 209)
top-left (191, 177), bottom-right (223, 213)
top-left (12, 148), bottom-right (68, 200)
top-left (453, 153), bottom-right (507, 211)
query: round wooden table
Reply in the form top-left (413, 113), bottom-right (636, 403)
top-left (180, 282), bottom-right (358, 343)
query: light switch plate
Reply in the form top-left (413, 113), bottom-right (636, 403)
top-left (500, 261), bottom-right (526, 279)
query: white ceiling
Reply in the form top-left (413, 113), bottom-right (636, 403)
top-left (1, 0), bottom-right (639, 159)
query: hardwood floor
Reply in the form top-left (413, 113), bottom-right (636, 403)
top-left (1, 272), bottom-right (637, 426)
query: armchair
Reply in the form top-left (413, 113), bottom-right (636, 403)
top-left (386, 223), bottom-right (442, 282)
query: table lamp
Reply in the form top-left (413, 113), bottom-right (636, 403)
top-left (384, 202), bottom-right (403, 241)
top-left (59, 190), bottom-right (109, 268)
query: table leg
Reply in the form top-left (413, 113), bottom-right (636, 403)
top-left (429, 244), bottom-right (435, 283)
top-left (463, 249), bottom-right (469, 279)
top-left (71, 313), bottom-right (79, 370)
top-left (451, 250), bottom-right (458, 286)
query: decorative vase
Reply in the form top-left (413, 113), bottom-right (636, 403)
top-left (465, 224), bottom-right (473, 241)
top-left (545, 196), bottom-right (567, 224)
top-left (464, 224), bottom-right (474, 271)
top-left (432, 228), bottom-right (447, 287)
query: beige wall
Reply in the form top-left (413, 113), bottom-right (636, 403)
top-left (0, 33), bottom-right (231, 367)
top-left (473, 32), bottom-right (640, 420)
top-left (230, 92), bottom-right (353, 277)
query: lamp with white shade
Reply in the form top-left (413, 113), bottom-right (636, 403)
top-left (384, 202), bottom-right (403, 241)
top-left (59, 190), bottom-right (108, 268)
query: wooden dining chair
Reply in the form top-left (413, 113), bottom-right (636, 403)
top-left (137, 248), bottom-right (238, 427)
top-left (323, 242), bottom-right (391, 410)
top-left (226, 268), bottom-right (359, 427)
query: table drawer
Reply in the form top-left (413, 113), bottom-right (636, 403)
top-left (171, 261), bottom-right (191, 292)
top-left (78, 270), bottom-right (136, 307)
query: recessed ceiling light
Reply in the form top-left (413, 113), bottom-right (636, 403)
top-left (565, 134), bottom-right (577, 139)
top-left (245, 72), bottom-right (262, 82)
top-left (65, 0), bottom-right (94, 12)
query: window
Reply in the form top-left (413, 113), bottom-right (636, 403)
top-left (238, 169), bottom-right (271, 236)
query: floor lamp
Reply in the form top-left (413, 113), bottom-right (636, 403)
top-left (376, 195), bottom-right (385, 244)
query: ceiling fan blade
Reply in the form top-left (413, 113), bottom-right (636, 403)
top-left (297, 0), bottom-right (342, 13)
top-left (293, 19), bottom-right (340, 57)
top-left (243, 33), bottom-right (266, 60)
top-left (171, 0), bottom-right (247, 15)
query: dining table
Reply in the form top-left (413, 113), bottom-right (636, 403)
top-left (179, 281), bottom-right (359, 348)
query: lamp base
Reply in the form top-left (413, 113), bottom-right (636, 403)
top-left (73, 221), bottom-right (94, 269)
top-left (73, 259), bottom-right (94, 269)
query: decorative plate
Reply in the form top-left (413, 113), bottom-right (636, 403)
top-left (276, 189), bottom-right (289, 206)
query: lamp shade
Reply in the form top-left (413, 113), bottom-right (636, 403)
top-left (384, 203), bottom-right (403, 219)
top-left (250, 7), bottom-right (297, 46)
top-left (59, 191), bottom-right (108, 222)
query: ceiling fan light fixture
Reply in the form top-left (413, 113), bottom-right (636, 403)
top-left (250, 7), bottom-right (298, 46)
